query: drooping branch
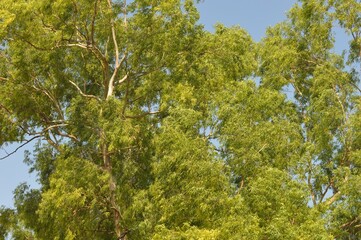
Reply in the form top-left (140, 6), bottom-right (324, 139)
top-left (0, 135), bottom-right (42, 160)
top-left (69, 80), bottom-right (101, 101)
top-left (349, 80), bottom-right (361, 94)
top-left (14, 33), bottom-right (55, 51)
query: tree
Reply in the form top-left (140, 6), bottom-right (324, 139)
top-left (0, 0), bottom-right (359, 239)
top-left (258, 0), bottom-right (361, 238)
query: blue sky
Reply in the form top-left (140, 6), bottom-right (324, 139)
top-left (197, 0), bottom-right (296, 40)
top-left (0, 0), bottom-right (350, 208)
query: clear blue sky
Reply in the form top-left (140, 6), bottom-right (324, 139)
top-left (0, 0), bottom-right (349, 208)
top-left (197, 0), bottom-right (296, 40)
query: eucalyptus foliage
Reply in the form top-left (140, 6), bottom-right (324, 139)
top-left (0, 0), bottom-right (360, 239)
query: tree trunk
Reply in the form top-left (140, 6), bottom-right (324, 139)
top-left (103, 142), bottom-right (122, 239)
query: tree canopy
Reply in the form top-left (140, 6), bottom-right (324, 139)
top-left (0, 0), bottom-right (360, 239)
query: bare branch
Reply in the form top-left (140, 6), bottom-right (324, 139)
top-left (106, 0), bottom-right (122, 99)
top-left (307, 167), bottom-right (317, 206)
top-left (69, 80), bottom-right (101, 101)
top-left (44, 134), bottom-right (60, 152)
top-left (257, 144), bottom-right (267, 153)
top-left (124, 111), bottom-right (160, 119)
top-left (122, 74), bottom-right (131, 116)
top-left (120, 228), bottom-right (129, 240)
top-left (64, 43), bottom-right (88, 49)
top-left (107, 0), bottom-right (119, 66)
top-left (91, 0), bottom-right (99, 45)
top-left (107, 54), bottom-right (126, 99)
top-left (0, 103), bottom-right (12, 114)
top-left (333, 84), bottom-right (347, 123)
top-left (42, 123), bottom-right (69, 132)
top-left (0, 135), bottom-right (41, 160)
top-left (289, 78), bottom-right (303, 97)
top-left (62, 43), bottom-right (109, 72)
top-left (325, 191), bottom-right (341, 206)
top-left (105, 36), bottom-right (110, 58)
top-left (123, 0), bottom-right (127, 28)
top-left (349, 80), bottom-right (361, 94)
top-left (55, 131), bottom-right (79, 142)
top-left (319, 182), bottom-right (331, 203)
top-left (118, 74), bottom-right (128, 84)
top-left (341, 217), bottom-right (360, 229)
top-left (14, 33), bottom-right (55, 51)
top-left (106, 0), bottom-right (128, 100)
top-left (42, 122), bottom-right (79, 142)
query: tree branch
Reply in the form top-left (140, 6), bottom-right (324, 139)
top-left (62, 42), bottom-right (109, 76)
top-left (107, 0), bottom-right (119, 66)
top-left (349, 80), bottom-right (361, 94)
top-left (118, 74), bottom-right (128, 84)
top-left (14, 33), bottom-right (55, 51)
top-left (341, 217), bottom-right (360, 229)
top-left (319, 182), bottom-right (331, 203)
top-left (106, 0), bottom-right (128, 99)
top-left (107, 54), bottom-right (126, 99)
top-left (32, 78), bottom-right (64, 120)
top-left (0, 135), bottom-right (41, 160)
top-left (124, 111), bottom-right (160, 119)
top-left (325, 191), bottom-right (341, 206)
top-left (69, 80), bottom-right (101, 101)
top-left (307, 168), bottom-right (317, 206)
top-left (91, 0), bottom-right (99, 45)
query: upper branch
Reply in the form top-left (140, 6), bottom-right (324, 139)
top-left (107, 0), bottom-right (120, 66)
top-left (106, 0), bottom-right (128, 100)
top-left (69, 80), bottom-right (101, 101)
top-left (91, 0), bottom-right (99, 45)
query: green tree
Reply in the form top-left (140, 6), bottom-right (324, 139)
top-left (0, 0), bottom-right (359, 239)
top-left (258, 0), bottom-right (361, 238)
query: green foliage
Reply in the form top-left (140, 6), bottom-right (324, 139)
top-left (37, 156), bottom-right (113, 239)
top-left (0, 0), bottom-right (360, 239)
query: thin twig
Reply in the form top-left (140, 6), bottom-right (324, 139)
top-left (0, 135), bottom-right (42, 160)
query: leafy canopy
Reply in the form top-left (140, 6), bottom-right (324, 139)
top-left (0, 0), bottom-right (360, 239)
